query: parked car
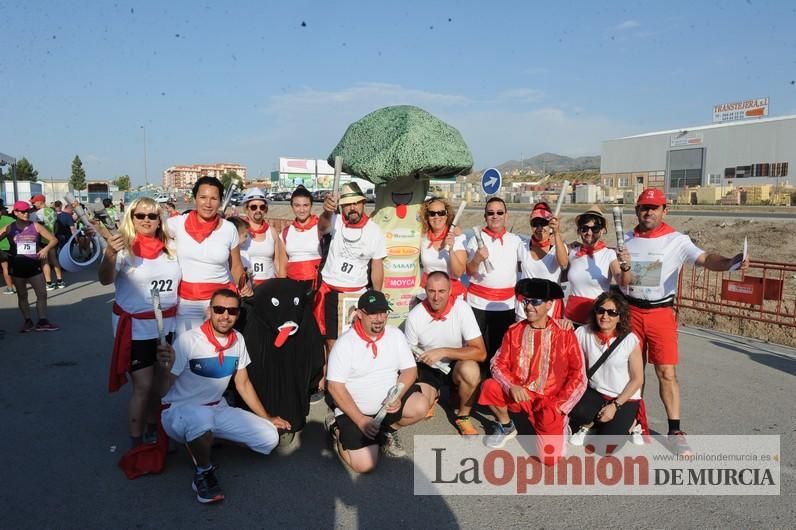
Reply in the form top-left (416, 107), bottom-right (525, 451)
top-left (154, 194), bottom-right (170, 204)
top-left (365, 189), bottom-right (376, 203)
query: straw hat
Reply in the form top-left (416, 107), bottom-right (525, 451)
top-left (575, 205), bottom-right (606, 226)
top-left (339, 182), bottom-right (366, 205)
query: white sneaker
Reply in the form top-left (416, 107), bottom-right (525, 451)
top-left (569, 426), bottom-right (589, 446)
top-left (630, 423), bottom-right (644, 445)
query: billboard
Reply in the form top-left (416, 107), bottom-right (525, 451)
top-left (712, 97), bottom-right (769, 123)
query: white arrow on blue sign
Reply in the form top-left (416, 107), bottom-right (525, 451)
top-left (481, 168), bottom-right (502, 196)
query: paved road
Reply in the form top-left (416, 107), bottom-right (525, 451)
top-left (0, 269), bottom-right (793, 528)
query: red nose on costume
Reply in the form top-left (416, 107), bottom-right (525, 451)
top-left (396, 204), bottom-right (407, 219)
top-left (274, 322), bottom-right (299, 348)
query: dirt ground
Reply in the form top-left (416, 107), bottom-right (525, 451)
top-left (264, 204), bottom-right (796, 347)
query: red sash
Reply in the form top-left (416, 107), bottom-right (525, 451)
top-left (564, 295), bottom-right (594, 324)
top-left (420, 272), bottom-right (466, 299)
top-left (312, 281), bottom-right (364, 336)
top-left (109, 302), bottom-right (177, 392)
top-left (286, 259), bottom-right (322, 281)
top-left (574, 241), bottom-right (606, 258)
top-left (178, 280), bottom-right (236, 301)
top-left (467, 283), bottom-right (515, 301)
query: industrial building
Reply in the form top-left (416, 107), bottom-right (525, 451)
top-left (600, 114), bottom-right (795, 202)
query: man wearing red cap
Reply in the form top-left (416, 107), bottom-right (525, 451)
top-left (620, 188), bottom-right (748, 454)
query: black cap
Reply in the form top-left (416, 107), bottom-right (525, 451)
top-left (357, 290), bottom-right (392, 313)
top-left (515, 278), bottom-right (564, 300)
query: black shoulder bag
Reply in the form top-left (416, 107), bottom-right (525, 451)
top-left (586, 333), bottom-right (629, 380)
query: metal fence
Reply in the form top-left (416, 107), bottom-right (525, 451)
top-left (676, 259), bottom-right (796, 328)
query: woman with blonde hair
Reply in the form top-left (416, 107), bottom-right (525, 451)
top-left (418, 197), bottom-right (467, 299)
top-left (99, 196), bottom-right (181, 447)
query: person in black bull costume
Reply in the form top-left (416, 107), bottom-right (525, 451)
top-left (239, 278), bottom-right (325, 440)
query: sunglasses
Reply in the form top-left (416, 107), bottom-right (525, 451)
top-left (133, 213), bottom-right (159, 221)
top-left (595, 307), bottom-right (620, 317)
top-left (578, 225), bottom-right (603, 233)
top-left (427, 210), bottom-right (447, 217)
top-left (248, 204), bottom-right (267, 211)
top-left (521, 298), bottom-right (546, 307)
top-left (486, 210), bottom-right (505, 217)
top-left (211, 305), bottom-right (241, 316)
top-left (531, 219), bottom-right (549, 228)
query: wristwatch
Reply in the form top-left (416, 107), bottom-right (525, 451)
top-left (610, 400), bottom-right (622, 410)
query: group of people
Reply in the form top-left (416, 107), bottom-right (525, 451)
top-left (93, 175), bottom-right (746, 504)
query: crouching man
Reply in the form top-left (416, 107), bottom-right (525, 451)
top-left (156, 289), bottom-right (290, 504)
top-left (478, 279), bottom-right (586, 464)
top-left (326, 290), bottom-right (436, 473)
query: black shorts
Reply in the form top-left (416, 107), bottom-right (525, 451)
top-left (9, 255), bottom-right (42, 279)
top-left (129, 333), bottom-right (174, 372)
top-left (417, 362), bottom-right (455, 391)
top-left (334, 383), bottom-right (422, 451)
top-left (323, 289), bottom-right (341, 339)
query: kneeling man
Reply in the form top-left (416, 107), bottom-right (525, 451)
top-left (157, 289), bottom-right (290, 504)
top-left (479, 279), bottom-right (586, 464)
top-left (326, 290), bottom-right (435, 473)
top-left (405, 271), bottom-right (486, 435)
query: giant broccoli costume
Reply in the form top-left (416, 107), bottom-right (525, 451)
top-left (328, 105), bottom-right (473, 324)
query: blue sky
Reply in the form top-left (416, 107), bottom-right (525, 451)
top-left (1, 1), bottom-right (795, 185)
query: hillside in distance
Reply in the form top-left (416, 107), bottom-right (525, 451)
top-left (495, 152), bottom-right (600, 174)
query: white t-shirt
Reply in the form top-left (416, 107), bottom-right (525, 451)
top-left (281, 222), bottom-right (322, 263)
top-left (466, 230), bottom-right (523, 311)
top-left (620, 229), bottom-right (703, 301)
top-left (567, 245), bottom-right (617, 298)
top-left (420, 233), bottom-right (466, 275)
top-left (241, 229), bottom-right (275, 281)
top-left (326, 325), bottom-right (416, 416)
top-left (112, 249), bottom-right (181, 340)
top-left (576, 326), bottom-right (641, 400)
top-left (163, 327), bottom-right (250, 407)
top-left (321, 215), bottom-right (387, 288)
top-left (166, 214), bottom-right (240, 286)
top-left (404, 297), bottom-right (482, 372)
top-left (518, 239), bottom-right (564, 282)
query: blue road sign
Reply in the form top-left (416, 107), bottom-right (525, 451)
top-left (481, 168), bottom-right (502, 196)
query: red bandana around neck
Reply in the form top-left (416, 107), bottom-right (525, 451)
top-left (353, 318), bottom-right (384, 358)
top-left (293, 215), bottom-right (319, 231)
top-left (342, 213), bottom-right (369, 229)
top-left (248, 221), bottom-right (269, 237)
top-left (200, 319), bottom-right (238, 366)
top-left (595, 330), bottom-right (617, 346)
top-left (633, 222), bottom-right (676, 239)
top-left (482, 227), bottom-right (506, 245)
top-left (531, 236), bottom-right (550, 249)
top-left (422, 296), bottom-right (456, 321)
top-left (184, 211), bottom-right (220, 243)
top-left (132, 234), bottom-right (165, 259)
top-left (426, 227), bottom-right (449, 249)
top-left (575, 241), bottom-right (606, 258)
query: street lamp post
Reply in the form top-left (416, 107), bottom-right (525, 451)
top-left (141, 125), bottom-right (149, 189)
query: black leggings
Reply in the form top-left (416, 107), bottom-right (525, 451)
top-left (569, 386), bottom-right (639, 436)
top-left (471, 307), bottom-right (516, 364)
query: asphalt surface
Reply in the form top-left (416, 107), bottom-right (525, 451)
top-left (0, 268), bottom-right (793, 528)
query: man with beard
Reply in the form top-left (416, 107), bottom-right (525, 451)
top-left (404, 271), bottom-right (486, 436)
top-left (240, 187), bottom-right (282, 285)
top-left (156, 289), bottom-right (290, 503)
top-left (325, 290), bottom-right (434, 473)
top-left (313, 182), bottom-right (386, 393)
top-left (620, 188), bottom-right (748, 455)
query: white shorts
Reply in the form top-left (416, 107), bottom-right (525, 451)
top-left (175, 298), bottom-right (210, 335)
top-left (161, 399), bottom-right (279, 455)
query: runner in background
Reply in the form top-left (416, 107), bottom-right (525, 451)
top-left (30, 194), bottom-right (65, 290)
top-left (0, 201), bottom-right (60, 332)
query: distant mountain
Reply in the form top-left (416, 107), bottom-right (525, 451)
top-left (495, 152), bottom-right (600, 174)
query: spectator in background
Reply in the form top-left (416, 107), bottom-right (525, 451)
top-left (0, 204), bottom-right (16, 294)
top-left (55, 203), bottom-right (77, 251)
top-left (30, 194), bottom-right (65, 290)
